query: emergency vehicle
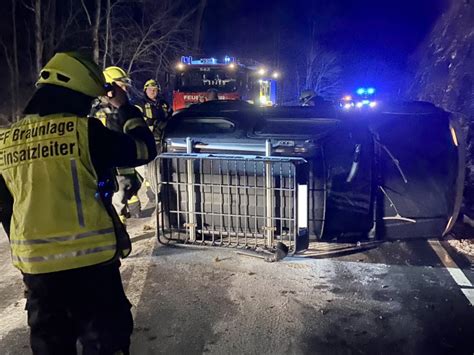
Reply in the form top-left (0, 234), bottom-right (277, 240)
top-left (173, 56), bottom-right (279, 111)
top-left (340, 87), bottom-right (378, 110)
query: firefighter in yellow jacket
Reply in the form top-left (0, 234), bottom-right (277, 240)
top-left (91, 66), bottom-right (143, 220)
top-left (0, 52), bottom-right (156, 354)
top-left (137, 79), bottom-right (171, 137)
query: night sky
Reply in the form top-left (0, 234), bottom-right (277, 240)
top-left (201, 0), bottom-right (446, 95)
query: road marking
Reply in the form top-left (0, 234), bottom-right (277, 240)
top-left (429, 239), bottom-right (473, 305)
top-left (461, 288), bottom-right (474, 305)
top-left (445, 267), bottom-right (472, 288)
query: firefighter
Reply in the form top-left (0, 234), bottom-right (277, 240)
top-left (92, 66), bottom-right (143, 220)
top-left (136, 79), bottom-right (172, 204)
top-left (138, 79), bottom-right (171, 137)
top-left (0, 52), bottom-right (156, 354)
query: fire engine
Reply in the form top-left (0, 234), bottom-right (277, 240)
top-left (173, 56), bottom-right (279, 111)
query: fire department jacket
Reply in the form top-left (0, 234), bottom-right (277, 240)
top-left (0, 104), bottom-right (156, 274)
top-left (136, 95), bottom-right (171, 136)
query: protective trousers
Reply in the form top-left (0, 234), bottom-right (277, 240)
top-left (112, 174), bottom-right (142, 219)
top-left (23, 261), bottom-right (133, 355)
top-left (135, 165), bottom-right (155, 204)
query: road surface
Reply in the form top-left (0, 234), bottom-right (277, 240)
top-left (0, 216), bottom-right (473, 354)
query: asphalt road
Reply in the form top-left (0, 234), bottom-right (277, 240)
top-left (0, 222), bottom-right (473, 355)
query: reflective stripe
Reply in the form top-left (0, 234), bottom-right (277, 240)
top-left (12, 244), bottom-right (116, 263)
top-left (116, 167), bottom-right (135, 175)
top-left (123, 118), bottom-right (146, 133)
top-left (145, 104), bottom-right (153, 119)
top-left (129, 195), bottom-right (139, 204)
top-left (3, 114), bottom-right (123, 273)
top-left (9, 227), bottom-right (115, 245)
top-left (70, 159), bottom-right (85, 227)
top-left (135, 140), bottom-right (149, 160)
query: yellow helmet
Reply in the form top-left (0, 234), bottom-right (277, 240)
top-left (143, 79), bottom-right (159, 91)
top-left (103, 66), bottom-right (131, 86)
top-left (36, 52), bottom-right (106, 97)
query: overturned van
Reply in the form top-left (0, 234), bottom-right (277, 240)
top-left (148, 100), bottom-right (464, 252)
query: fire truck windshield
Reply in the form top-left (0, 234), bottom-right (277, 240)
top-left (176, 67), bottom-right (238, 92)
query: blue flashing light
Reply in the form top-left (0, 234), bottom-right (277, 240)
top-left (190, 57), bottom-right (215, 65)
top-left (183, 56), bottom-right (237, 66)
top-left (367, 87), bottom-right (375, 95)
top-left (356, 88), bottom-right (366, 95)
top-left (189, 57), bottom-right (234, 65)
top-left (181, 56), bottom-right (192, 64)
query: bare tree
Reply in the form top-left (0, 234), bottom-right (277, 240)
top-left (43, 0), bottom-right (56, 60)
top-left (298, 21), bottom-right (341, 99)
top-left (23, 0), bottom-right (83, 80)
top-left (1, 41), bottom-right (17, 121)
top-left (306, 44), bottom-right (341, 99)
top-left (192, 0), bottom-right (207, 53)
top-left (34, 0), bottom-right (43, 78)
top-left (58, 4), bottom-right (83, 49)
top-left (11, 0), bottom-right (20, 119)
top-left (1, 0), bottom-right (93, 119)
top-left (102, 0), bottom-right (120, 68)
top-left (0, 0), bottom-right (21, 120)
top-left (104, 0), bottom-right (195, 78)
top-left (92, 0), bottom-right (101, 63)
top-left (79, 0), bottom-right (101, 63)
top-left (303, 22), bottom-right (318, 91)
top-left (22, 0), bottom-right (44, 78)
top-left (0, 0), bottom-right (200, 120)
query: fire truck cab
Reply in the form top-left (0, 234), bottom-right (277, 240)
top-left (173, 56), bottom-right (278, 111)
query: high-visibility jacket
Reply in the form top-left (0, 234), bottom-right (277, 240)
top-left (136, 96), bottom-right (170, 135)
top-left (0, 113), bottom-right (122, 274)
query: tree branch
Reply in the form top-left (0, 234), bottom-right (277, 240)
top-left (79, 0), bottom-right (92, 26)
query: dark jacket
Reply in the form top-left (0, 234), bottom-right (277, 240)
top-left (88, 103), bottom-right (157, 173)
top-left (90, 98), bottom-right (153, 174)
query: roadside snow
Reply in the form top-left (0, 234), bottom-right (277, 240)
top-left (446, 237), bottom-right (474, 258)
top-left (446, 220), bottom-right (474, 260)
